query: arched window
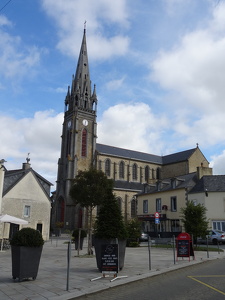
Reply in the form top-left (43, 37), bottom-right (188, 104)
top-left (132, 163), bottom-right (138, 180)
top-left (117, 197), bottom-right (122, 211)
top-left (81, 129), bottom-right (87, 157)
top-left (105, 159), bottom-right (111, 177)
top-left (145, 166), bottom-right (149, 182)
top-left (131, 197), bottom-right (136, 218)
top-left (156, 167), bottom-right (160, 180)
top-left (119, 161), bottom-right (125, 179)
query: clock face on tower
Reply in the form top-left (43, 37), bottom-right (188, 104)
top-left (67, 120), bottom-right (72, 128)
top-left (82, 119), bottom-right (88, 126)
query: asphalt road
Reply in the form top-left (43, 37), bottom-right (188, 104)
top-left (73, 257), bottom-right (225, 300)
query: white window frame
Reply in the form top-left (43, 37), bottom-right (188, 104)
top-left (24, 205), bottom-right (31, 217)
top-left (156, 198), bottom-right (161, 212)
top-left (171, 196), bottom-right (177, 212)
top-left (143, 200), bottom-right (148, 213)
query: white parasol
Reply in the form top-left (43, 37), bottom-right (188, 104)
top-left (0, 214), bottom-right (28, 251)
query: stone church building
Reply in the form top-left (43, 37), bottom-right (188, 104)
top-left (54, 29), bottom-right (212, 232)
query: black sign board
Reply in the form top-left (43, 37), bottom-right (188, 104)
top-left (177, 240), bottom-right (189, 257)
top-left (101, 244), bottom-right (118, 273)
top-left (176, 232), bottom-right (194, 261)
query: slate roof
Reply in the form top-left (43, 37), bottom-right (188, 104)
top-left (96, 143), bottom-right (197, 166)
top-left (189, 175), bottom-right (225, 193)
top-left (3, 168), bottom-right (53, 197)
top-left (113, 180), bottom-right (144, 192)
top-left (162, 148), bottom-right (196, 165)
top-left (96, 143), bottom-right (162, 164)
top-left (138, 172), bottom-right (198, 196)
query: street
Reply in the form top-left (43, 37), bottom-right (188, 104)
top-left (73, 257), bottom-right (225, 300)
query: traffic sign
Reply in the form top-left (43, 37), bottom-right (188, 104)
top-left (155, 218), bottom-right (160, 224)
top-left (154, 212), bottom-right (160, 218)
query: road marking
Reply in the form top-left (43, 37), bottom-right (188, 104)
top-left (188, 275), bottom-right (225, 296)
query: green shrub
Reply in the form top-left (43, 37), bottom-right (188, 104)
top-left (126, 218), bottom-right (141, 241)
top-left (72, 229), bottom-right (87, 238)
top-left (10, 227), bottom-right (44, 247)
top-left (127, 240), bottom-right (140, 247)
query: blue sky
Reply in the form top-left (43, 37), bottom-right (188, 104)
top-left (1, 0), bottom-right (225, 188)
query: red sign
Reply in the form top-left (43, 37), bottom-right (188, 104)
top-left (154, 212), bottom-right (160, 218)
top-left (177, 232), bottom-right (191, 240)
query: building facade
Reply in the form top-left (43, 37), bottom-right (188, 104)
top-left (188, 175), bottom-right (225, 232)
top-left (54, 29), bottom-right (213, 232)
top-left (0, 159), bottom-right (52, 240)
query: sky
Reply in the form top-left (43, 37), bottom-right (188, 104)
top-left (1, 0), bottom-right (225, 189)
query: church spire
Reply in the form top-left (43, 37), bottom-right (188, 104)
top-left (67, 26), bottom-right (96, 112)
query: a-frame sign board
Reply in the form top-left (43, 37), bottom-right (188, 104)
top-left (91, 243), bottom-right (127, 282)
top-left (176, 232), bottom-right (195, 261)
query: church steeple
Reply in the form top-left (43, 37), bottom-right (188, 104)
top-left (65, 27), bottom-right (97, 112)
top-left (55, 27), bottom-right (98, 230)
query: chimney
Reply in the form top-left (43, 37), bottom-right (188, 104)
top-left (23, 153), bottom-right (31, 170)
top-left (22, 162), bottom-right (31, 170)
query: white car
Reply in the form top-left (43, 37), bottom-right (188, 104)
top-left (198, 230), bottom-right (225, 245)
top-left (140, 232), bottom-right (149, 241)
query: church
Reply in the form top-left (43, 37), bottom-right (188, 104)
top-left (53, 28), bottom-right (212, 233)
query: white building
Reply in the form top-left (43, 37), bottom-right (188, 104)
top-left (188, 175), bottom-right (225, 231)
top-left (0, 158), bottom-right (52, 241)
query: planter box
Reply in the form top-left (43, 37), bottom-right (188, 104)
top-left (93, 238), bottom-right (126, 272)
top-left (11, 246), bottom-right (43, 281)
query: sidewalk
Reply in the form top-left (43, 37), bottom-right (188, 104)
top-left (0, 236), bottom-right (223, 300)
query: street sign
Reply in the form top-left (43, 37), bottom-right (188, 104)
top-left (155, 218), bottom-right (160, 224)
top-left (154, 212), bottom-right (160, 218)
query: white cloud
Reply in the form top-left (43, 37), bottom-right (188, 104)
top-left (106, 77), bottom-right (126, 91)
top-left (41, 0), bottom-right (130, 60)
top-left (0, 111), bottom-right (63, 187)
top-left (150, 2), bottom-right (225, 151)
top-left (0, 16), bottom-right (45, 90)
top-left (210, 150), bottom-right (225, 175)
top-left (98, 102), bottom-right (168, 154)
top-left (0, 15), bottom-right (12, 27)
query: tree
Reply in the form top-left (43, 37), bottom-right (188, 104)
top-left (126, 218), bottom-right (141, 247)
top-left (94, 194), bottom-right (127, 239)
top-left (180, 201), bottom-right (208, 244)
top-left (69, 168), bottom-right (114, 254)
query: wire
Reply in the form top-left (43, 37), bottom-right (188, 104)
top-left (0, 0), bottom-right (12, 13)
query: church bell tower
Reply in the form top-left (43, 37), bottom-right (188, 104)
top-left (55, 27), bottom-right (98, 229)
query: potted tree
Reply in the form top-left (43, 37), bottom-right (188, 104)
top-left (70, 168), bottom-right (115, 255)
top-left (93, 194), bottom-right (128, 272)
top-left (10, 227), bottom-right (44, 281)
top-left (72, 229), bottom-right (87, 250)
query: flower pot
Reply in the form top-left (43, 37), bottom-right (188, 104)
top-left (11, 245), bottom-right (43, 281)
top-left (93, 238), bottom-right (126, 272)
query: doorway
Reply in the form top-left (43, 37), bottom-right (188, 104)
top-left (36, 223), bottom-right (43, 234)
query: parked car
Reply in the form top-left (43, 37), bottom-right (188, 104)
top-left (140, 232), bottom-right (149, 242)
top-left (197, 230), bottom-right (225, 245)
